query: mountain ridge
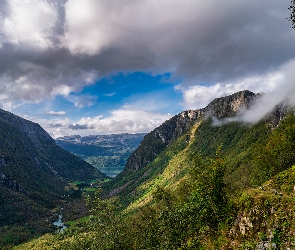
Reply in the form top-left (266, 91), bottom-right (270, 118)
top-left (105, 90), bottom-right (258, 193)
top-left (103, 90), bottom-right (293, 202)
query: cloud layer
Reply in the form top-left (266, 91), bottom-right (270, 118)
top-left (1, 0), bottom-right (295, 135)
top-left (36, 108), bottom-right (171, 138)
top-left (0, 0), bottom-right (294, 104)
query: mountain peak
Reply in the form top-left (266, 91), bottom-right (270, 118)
top-left (204, 90), bottom-right (256, 118)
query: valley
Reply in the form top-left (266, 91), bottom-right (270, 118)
top-left (8, 90), bottom-right (295, 249)
top-left (0, 1), bottom-right (294, 249)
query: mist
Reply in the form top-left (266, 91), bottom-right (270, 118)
top-left (213, 59), bottom-right (295, 126)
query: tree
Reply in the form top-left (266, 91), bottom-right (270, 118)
top-left (288, 0), bottom-right (295, 29)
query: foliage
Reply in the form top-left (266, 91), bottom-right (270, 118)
top-left (9, 108), bottom-right (295, 249)
top-left (16, 151), bottom-right (231, 250)
top-left (251, 115), bottom-right (295, 184)
top-left (0, 109), bottom-right (105, 248)
top-left (289, 0), bottom-right (295, 29)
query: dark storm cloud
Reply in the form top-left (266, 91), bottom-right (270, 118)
top-left (0, 0), bottom-right (294, 104)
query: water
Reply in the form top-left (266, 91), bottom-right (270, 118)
top-left (53, 213), bottom-right (67, 233)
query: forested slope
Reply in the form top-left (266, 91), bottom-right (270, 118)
top-left (0, 109), bottom-right (105, 247)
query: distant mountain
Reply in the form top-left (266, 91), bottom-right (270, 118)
top-left (0, 108), bottom-right (105, 246)
top-left (56, 133), bottom-right (146, 176)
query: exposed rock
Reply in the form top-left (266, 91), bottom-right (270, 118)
top-left (238, 214), bottom-right (253, 235)
top-left (256, 242), bottom-right (277, 250)
top-left (45, 162), bottom-right (59, 177)
top-left (204, 90), bottom-right (256, 118)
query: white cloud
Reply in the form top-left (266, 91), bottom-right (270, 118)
top-left (236, 59), bottom-right (295, 124)
top-left (46, 110), bottom-right (67, 116)
top-left (104, 92), bottom-right (115, 97)
top-left (209, 59), bottom-right (295, 125)
top-left (122, 91), bottom-right (177, 113)
top-left (176, 69), bottom-right (285, 110)
top-left (3, 0), bottom-right (58, 48)
top-left (63, 0), bottom-right (119, 54)
top-left (73, 109), bottom-right (171, 133)
top-left (65, 94), bottom-right (98, 108)
top-left (34, 108), bottom-right (172, 138)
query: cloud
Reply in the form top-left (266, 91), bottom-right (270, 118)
top-left (2, 0), bottom-right (59, 49)
top-left (104, 92), bottom-right (115, 97)
top-left (66, 94), bottom-right (98, 108)
top-left (0, 0), bottom-right (294, 106)
top-left (176, 70), bottom-right (283, 110)
top-left (122, 91), bottom-right (178, 113)
top-left (71, 109), bottom-right (172, 133)
top-left (34, 108), bottom-right (171, 138)
top-left (212, 59), bottom-right (295, 125)
top-left (68, 124), bottom-right (88, 130)
top-left (46, 110), bottom-right (67, 116)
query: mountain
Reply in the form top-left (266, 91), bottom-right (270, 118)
top-left (0, 108), bottom-right (105, 247)
top-left (103, 90), bottom-right (261, 198)
top-left (56, 133), bottom-right (146, 177)
top-left (15, 90), bottom-right (295, 249)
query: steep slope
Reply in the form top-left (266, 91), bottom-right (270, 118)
top-left (124, 90), bottom-right (256, 174)
top-left (56, 133), bottom-right (146, 176)
top-left (0, 108), bottom-right (105, 247)
top-left (103, 90), bottom-right (293, 205)
top-left (103, 90), bottom-right (258, 198)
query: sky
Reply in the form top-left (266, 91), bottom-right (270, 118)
top-left (0, 0), bottom-right (295, 138)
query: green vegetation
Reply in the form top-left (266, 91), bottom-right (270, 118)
top-left (0, 109), bottom-right (105, 249)
top-left (2, 92), bottom-right (295, 249)
top-left (15, 110), bottom-right (295, 249)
